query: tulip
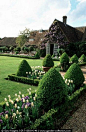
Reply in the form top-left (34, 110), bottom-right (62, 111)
top-left (15, 104), bottom-right (17, 108)
top-left (27, 89), bottom-right (29, 92)
top-left (5, 114), bottom-right (8, 119)
top-left (16, 110), bottom-right (19, 114)
top-left (4, 98), bottom-right (7, 102)
top-left (35, 94), bottom-right (37, 97)
top-left (29, 88), bottom-right (31, 91)
top-left (19, 91), bottom-right (21, 95)
top-left (15, 94), bottom-right (17, 97)
top-left (22, 94), bottom-right (24, 98)
top-left (33, 97), bottom-right (35, 101)
top-left (16, 98), bottom-right (19, 102)
top-left (25, 105), bottom-right (28, 109)
top-left (29, 92), bottom-right (31, 95)
top-left (31, 102), bottom-right (34, 107)
top-left (11, 100), bottom-right (14, 104)
top-left (8, 95), bottom-right (11, 98)
top-left (6, 102), bottom-right (9, 106)
top-left (23, 98), bottom-right (25, 103)
top-left (13, 113), bottom-right (16, 118)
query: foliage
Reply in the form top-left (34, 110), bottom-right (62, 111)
top-left (9, 46), bottom-right (14, 52)
top-left (0, 89), bottom-right (38, 129)
top-left (64, 63), bottom-right (85, 88)
top-left (8, 66), bottom-right (44, 85)
top-left (14, 47), bottom-right (21, 52)
top-left (16, 60), bottom-right (32, 77)
top-left (16, 34), bottom-right (27, 47)
top-left (40, 19), bottom-right (68, 49)
top-left (70, 54), bottom-right (78, 64)
top-left (35, 52), bottom-right (40, 58)
top-left (31, 85), bottom-right (86, 129)
top-left (37, 67), bottom-right (68, 112)
top-left (16, 28), bottom-right (30, 47)
top-left (65, 41), bottom-right (86, 57)
top-left (60, 52), bottom-right (69, 71)
top-left (79, 54), bottom-right (86, 63)
top-left (29, 46), bottom-right (34, 52)
top-left (63, 78), bottom-right (75, 95)
top-left (36, 48), bottom-right (46, 57)
top-left (31, 108), bottom-right (58, 129)
top-left (0, 46), bottom-right (8, 52)
top-left (42, 54), bottom-right (54, 67)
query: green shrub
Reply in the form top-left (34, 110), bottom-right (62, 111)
top-left (64, 63), bottom-right (85, 88)
top-left (70, 54), bottom-right (78, 64)
top-left (16, 60), bottom-right (32, 77)
top-left (60, 52), bottom-right (69, 71)
top-left (37, 67), bottom-right (68, 112)
top-left (35, 52), bottom-right (40, 58)
top-left (79, 54), bottom-right (86, 63)
top-left (8, 74), bottom-right (39, 86)
top-left (42, 54), bottom-right (54, 67)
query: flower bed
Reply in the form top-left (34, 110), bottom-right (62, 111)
top-left (0, 88), bottom-right (39, 129)
top-left (0, 85), bottom-right (86, 129)
top-left (8, 66), bottom-right (45, 86)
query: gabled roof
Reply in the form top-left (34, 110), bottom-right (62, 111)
top-left (0, 37), bottom-right (17, 46)
top-left (75, 26), bottom-right (86, 41)
top-left (57, 20), bottom-right (79, 42)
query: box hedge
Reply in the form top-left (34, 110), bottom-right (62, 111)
top-left (60, 52), bottom-right (69, 71)
top-left (37, 67), bottom-right (68, 112)
top-left (16, 60), bottom-right (32, 77)
top-left (79, 54), bottom-right (86, 63)
top-left (70, 54), bottom-right (78, 64)
top-left (8, 74), bottom-right (40, 86)
top-left (64, 63), bottom-right (85, 89)
top-left (42, 54), bottom-right (54, 67)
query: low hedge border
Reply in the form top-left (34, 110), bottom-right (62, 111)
top-left (0, 54), bottom-right (40, 59)
top-left (78, 62), bottom-right (86, 66)
top-left (8, 74), bottom-right (40, 86)
top-left (28, 85), bottom-right (86, 129)
top-left (52, 58), bottom-right (60, 61)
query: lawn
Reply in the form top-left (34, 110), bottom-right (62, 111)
top-left (0, 56), bottom-right (59, 105)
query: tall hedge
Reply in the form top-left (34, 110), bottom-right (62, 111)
top-left (42, 54), bottom-right (54, 67)
top-left (64, 63), bottom-right (85, 88)
top-left (37, 67), bottom-right (68, 112)
top-left (16, 60), bottom-right (32, 77)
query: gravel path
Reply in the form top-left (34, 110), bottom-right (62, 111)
top-left (60, 66), bottom-right (86, 132)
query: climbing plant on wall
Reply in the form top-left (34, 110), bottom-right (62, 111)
top-left (40, 19), bottom-right (68, 49)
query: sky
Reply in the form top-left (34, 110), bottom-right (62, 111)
top-left (0, 0), bottom-right (86, 38)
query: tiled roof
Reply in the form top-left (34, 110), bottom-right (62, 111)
top-left (24, 30), bottom-right (47, 46)
top-left (57, 20), bottom-right (79, 42)
top-left (0, 37), bottom-right (17, 46)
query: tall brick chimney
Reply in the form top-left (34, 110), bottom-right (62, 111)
top-left (63, 16), bottom-right (67, 25)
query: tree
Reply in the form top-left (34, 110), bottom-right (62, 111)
top-left (16, 28), bottom-right (30, 47)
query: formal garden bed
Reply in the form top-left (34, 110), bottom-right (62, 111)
top-left (0, 53), bottom-right (86, 129)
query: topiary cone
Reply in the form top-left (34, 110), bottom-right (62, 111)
top-left (79, 54), bottom-right (86, 63)
top-left (42, 54), bottom-right (54, 72)
top-left (16, 60), bottom-right (32, 77)
top-left (37, 67), bottom-right (68, 112)
top-left (64, 63), bottom-right (85, 88)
